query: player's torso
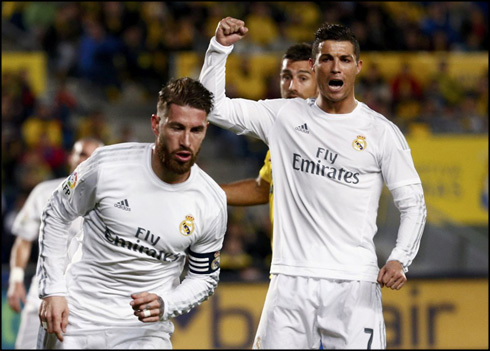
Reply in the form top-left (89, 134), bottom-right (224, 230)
top-left (69, 146), bottom-right (220, 292)
top-left (268, 101), bottom-right (385, 273)
top-left (270, 100), bottom-right (383, 198)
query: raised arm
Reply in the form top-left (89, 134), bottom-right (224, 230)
top-left (199, 17), bottom-right (283, 143)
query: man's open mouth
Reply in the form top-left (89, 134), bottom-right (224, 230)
top-left (329, 79), bottom-right (344, 87)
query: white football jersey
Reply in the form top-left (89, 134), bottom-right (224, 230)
top-left (200, 37), bottom-right (424, 282)
top-left (37, 142), bottom-right (227, 333)
top-left (11, 178), bottom-right (83, 305)
top-left (11, 178), bottom-right (82, 242)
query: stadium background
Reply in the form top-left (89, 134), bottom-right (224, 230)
top-left (1, 1), bottom-right (487, 349)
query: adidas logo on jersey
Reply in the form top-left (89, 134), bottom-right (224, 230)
top-left (114, 199), bottom-right (131, 211)
top-left (295, 123), bottom-right (310, 134)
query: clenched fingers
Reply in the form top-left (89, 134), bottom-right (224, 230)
top-left (130, 292), bottom-right (164, 323)
top-left (219, 17), bottom-right (247, 35)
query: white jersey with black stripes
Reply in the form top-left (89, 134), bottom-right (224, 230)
top-left (200, 37), bottom-right (426, 283)
top-left (37, 142), bottom-right (227, 333)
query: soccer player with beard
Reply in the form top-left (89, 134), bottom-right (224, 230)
top-left (37, 77), bottom-right (227, 349)
top-left (200, 17), bottom-right (426, 349)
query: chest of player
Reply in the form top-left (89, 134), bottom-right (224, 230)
top-left (271, 115), bottom-right (381, 187)
top-left (91, 176), bottom-right (206, 259)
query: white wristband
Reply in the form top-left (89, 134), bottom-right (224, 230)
top-left (9, 267), bottom-right (25, 283)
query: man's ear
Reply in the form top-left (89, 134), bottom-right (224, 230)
top-left (151, 114), bottom-right (160, 136)
top-left (309, 58), bottom-right (315, 72)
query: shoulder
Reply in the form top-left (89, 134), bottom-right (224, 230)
top-left (193, 165), bottom-right (227, 210)
top-left (358, 102), bottom-right (402, 133)
top-left (89, 142), bottom-right (151, 166)
top-left (358, 102), bottom-right (409, 150)
top-left (30, 177), bottom-right (66, 198)
top-left (94, 142), bottom-right (150, 157)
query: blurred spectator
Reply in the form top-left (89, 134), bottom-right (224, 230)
top-left (279, 2), bottom-right (322, 44)
top-left (357, 62), bottom-right (391, 113)
top-left (22, 2), bottom-right (58, 44)
top-left (243, 2), bottom-right (280, 51)
top-left (219, 209), bottom-right (271, 282)
top-left (76, 108), bottom-right (113, 145)
top-left (474, 71), bottom-right (488, 117)
top-left (21, 100), bottom-right (62, 150)
top-left (21, 100), bottom-right (68, 176)
top-left (41, 3), bottom-right (82, 79)
top-left (460, 3), bottom-right (488, 51)
top-left (14, 151), bottom-right (53, 194)
top-left (116, 123), bottom-right (139, 143)
top-left (420, 2), bottom-right (460, 50)
top-left (459, 93), bottom-right (488, 133)
top-left (76, 15), bottom-right (124, 99)
top-left (390, 62), bottom-right (424, 130)
top-left (431, 59), bottom-right (464, 106)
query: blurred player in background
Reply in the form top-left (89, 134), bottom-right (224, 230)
top-left (221, 43), bottom-right (318, 229)
top-left (200, 17), bottom-right (427, 349)
top-left (37, 77), bottom-right (227, 349)
top-left (7, 137), bottom-right (103, 349)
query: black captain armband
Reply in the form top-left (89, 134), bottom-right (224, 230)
top-left (188, 249), bottom-right (221, 274)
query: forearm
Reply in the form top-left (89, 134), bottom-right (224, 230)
top-left (159, 271), bottom-right (219, 320)
top-left (10, 237), bottom-right (32, 270)
top-left (38, 197), bottom-right (75, 297)
top-left (221, 177), bottom-right (269, 206)
top-left (387, 183), bottom-right (427, 272)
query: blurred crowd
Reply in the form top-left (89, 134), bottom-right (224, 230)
top-left (1, 1), bottom-right (488, 281)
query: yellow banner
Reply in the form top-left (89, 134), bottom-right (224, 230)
top-left (170, 279), bottom-right (488, 349)
top-left (407, 135), bottom-right (488, 225)
top-left (1, 52), bottom-right (47, 96)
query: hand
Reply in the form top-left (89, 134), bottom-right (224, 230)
top-left (215, 17), bottom-right (248, 46)
top-left (39, 296), bottom-right (69, 342)
top-left (130, 292), bottom-right (165, 323)
top-left (7, 282), bottom-right (26, 313)
top-left (377, 260), bottom-right (407, 290)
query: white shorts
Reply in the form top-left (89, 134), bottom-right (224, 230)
top-left (253, 274), bottom-right (386, 349)
top-left (36, 326), bottom-right (172, 349)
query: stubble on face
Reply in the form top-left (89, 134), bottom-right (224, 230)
top-left (155, 132), bottom-right (201, 175)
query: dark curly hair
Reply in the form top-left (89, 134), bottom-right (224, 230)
top-left (157, 77), bottom-right (214, 117)
top-left (283, 43), bottom-right (313, 62)
top-left (312, 23), bottom-right (360, 63)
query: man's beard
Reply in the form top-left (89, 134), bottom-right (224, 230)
top-left (156, 141), bottom-right (200, 175)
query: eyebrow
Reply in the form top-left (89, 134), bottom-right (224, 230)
top-left (320, 53), bottom-right (355, 60)
top-left (281, 69), bottom-right (312, 75)
top-left (168, 121), bottom-right (206, 130)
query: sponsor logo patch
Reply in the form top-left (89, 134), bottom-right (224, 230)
top-left (114, 199), bottom-right (131, 211)
top-left (295, 123), bottom-right (310, 134)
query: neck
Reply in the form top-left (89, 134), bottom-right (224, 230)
top-left (151, 149), bottom-right (190, 184)
top-left (316, 95), bottom-right (358, 114)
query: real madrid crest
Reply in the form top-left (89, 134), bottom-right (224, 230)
top-left (352, 135), bottom-right (367, 151)
top-left (179, 215), bottom-right (195, 236)
top-left (211, 251), bottom-right (221, 270)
